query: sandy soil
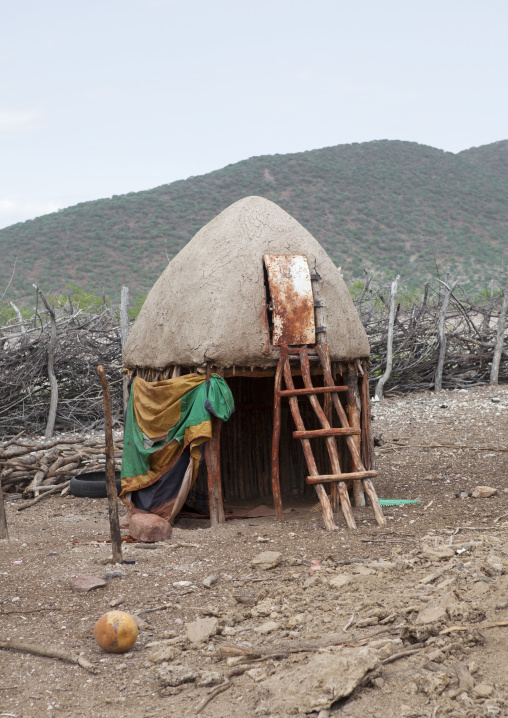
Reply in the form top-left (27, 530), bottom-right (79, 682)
top-left (2, 384), bottom-right (508, 718)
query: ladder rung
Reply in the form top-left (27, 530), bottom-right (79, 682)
top-left (279, 386), bottom-right (348, 397)
top-left (293, 428), bottom-right (361, 439)
top-left (306, 470), bottom-right (378, 485)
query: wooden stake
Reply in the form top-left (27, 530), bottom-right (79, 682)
top-left (374, 275), bottom-right (399, 401)
top-left (490, 268), bottom-right (508, 386)
top-left (434, 274), bottom-right (458, 392)
top-left (271, 351), bottom-right (284, 520)
top-left (34, 285), bottom-right (58, 438)
top-left (205, 416), bottom-right (225, 526)
top-left (0, 474), bottom-right (8, 539)
top-left (347, 363), bottom-right (365, 507)
top-left (97, 365), bottom-right (122, 564)
top-left (120, 286), bottom-right (130, 414)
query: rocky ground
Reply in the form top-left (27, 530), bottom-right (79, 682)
top-left (2, 384), bottom-right (508, 718)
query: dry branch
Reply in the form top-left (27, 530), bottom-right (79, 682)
top-left (0, 639), bottom-right (97, 673)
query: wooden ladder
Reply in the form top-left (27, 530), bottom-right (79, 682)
top-left (272, 343), bottom-right (386, 530)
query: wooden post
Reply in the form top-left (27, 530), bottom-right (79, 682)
top-left (434, 276), bottom-right (458, 392)
top-left (97, 365), bottom-right (123, 564)
top-left (490, 269), bottom-right (508, 386)
top-left (120, 286), bottom-right (130, 414)
top-left (204, 442), bottom-right (218, 527)
top-left (204, 368), bottom-right (225, 529)
top-left (374, 275), bottom-right (399, 401)
top-left (34, 285), bottom-right (58, 438)
top-left (271, 352), bottom-right (284, 520)
top-left (0, 474), bottom-right (8, 540)
top-left (359, 361), bottom-right (374, 474)
top-left (347, 363), bottom-right (365, 507)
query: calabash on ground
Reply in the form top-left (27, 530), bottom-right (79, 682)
top-left (94, 611), bottom-right (138, 653)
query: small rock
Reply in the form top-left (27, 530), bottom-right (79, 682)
top-left (251, 551), bottom-right (282, 570)
top-left (109, 596), bottom-right (125, 607)
top-left (421, 544), bottom-right (455, 561)
top-left (129, 512), bottom-right (172, 542)
top-left (148, 646), bottom-right (178, 664)
top-left (369, 561), bottom-right (397, 571)
top-left (69, 575), bottom-right (107, 592)
top-left (474, 683), bottom-right (494, 697)
top-left (259, 647), bottom-right (378, 713)
top-left (286, 613), bottom-right (304, 629)
top-left (427, 649), bottom-right (446, 663)
top-left (157, 664), bottom-right (197, 687)
top-left (132, 614), bottom-right (150, 630)
top-left (416, 604), bottom-right (447, 625)
top-left (328, 574), bottom-right (352, 590)
top-left (203, 575), bottom-right (218, 588)
top-left (105, 570), bottom-right (125, 581)
top-left (197, 671), bottom-right (222, 687)
top-left (356, 617), bottom-right (378, 628)
top-left (173, 581), bottom-right (192, 588)
top-left (472, 486), bottom-right (497, 499)
top-left (492, 397), bottom-right (501, 403)
top-left (185, 617), bottom-right (218, 643)
top-left (246, 667), bottom-right (268, 682)
top-left (254, 621), bottom-right (279, 634)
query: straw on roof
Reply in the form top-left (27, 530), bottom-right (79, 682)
top-left (124, 196), bottom-right (370, 369)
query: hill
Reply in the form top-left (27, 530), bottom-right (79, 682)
top-left (1, 139), bottom-right (508, 304)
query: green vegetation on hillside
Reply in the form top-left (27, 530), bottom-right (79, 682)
top-left (1, 139), bottom-right (508, 304)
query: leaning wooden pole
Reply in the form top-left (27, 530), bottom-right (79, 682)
top-left (97, 365), bottom-right (122, 564)
top-left (490, 269), bottom-right (508, 386)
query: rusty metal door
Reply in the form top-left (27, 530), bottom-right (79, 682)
top-left (264, 254), bottom-right (316, 346)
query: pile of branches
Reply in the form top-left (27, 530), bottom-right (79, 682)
top-left (356, 275), bottom-right (508, 394)
top-left (0, 433), bottom-right (123, 497)
top-left (0, 298), bottom-right (123, 435)
top-left (1, 275), bottom-right (508, 437)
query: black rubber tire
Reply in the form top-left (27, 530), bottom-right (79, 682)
top-left (69, 472), bottom-right (122, 498)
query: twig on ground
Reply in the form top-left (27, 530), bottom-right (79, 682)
top-left (440, 621), bottom-right (508, 635)
top-left (381, 644), bottom-right (425, 664)
top-left (343, 612), bottom-right (356, 631)
top-left (195, 665), bottom-right (251, 714)
top-left (0, 639), bottom-right (97, 673)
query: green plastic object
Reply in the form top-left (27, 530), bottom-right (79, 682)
top-left (379, 498), bottom-right (420, 507)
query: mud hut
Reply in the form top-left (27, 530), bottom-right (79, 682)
top-left (124, 196), bottom-right (384, 530)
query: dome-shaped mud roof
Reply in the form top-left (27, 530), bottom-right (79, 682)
top-left (124, 196), bottom-right (369, 368)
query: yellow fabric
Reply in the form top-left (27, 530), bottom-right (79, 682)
top-left (132, 373), bottom-right (207, 439)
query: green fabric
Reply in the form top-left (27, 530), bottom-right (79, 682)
top-left (121, 375), bottom-right (234, 481)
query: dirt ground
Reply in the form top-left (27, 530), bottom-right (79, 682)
top-left (2, 384), bottom-right (508, 718)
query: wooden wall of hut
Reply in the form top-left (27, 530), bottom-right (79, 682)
top-left (135, 363), bottom-right (373, 504)
top-left (194, 371), bottom-right (359, 502)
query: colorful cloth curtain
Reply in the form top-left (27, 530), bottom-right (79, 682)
top-left (120, 374), bottom-right (234, 509)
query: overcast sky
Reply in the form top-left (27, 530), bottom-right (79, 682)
top-left (1, 0), bottom-right (507, 229)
